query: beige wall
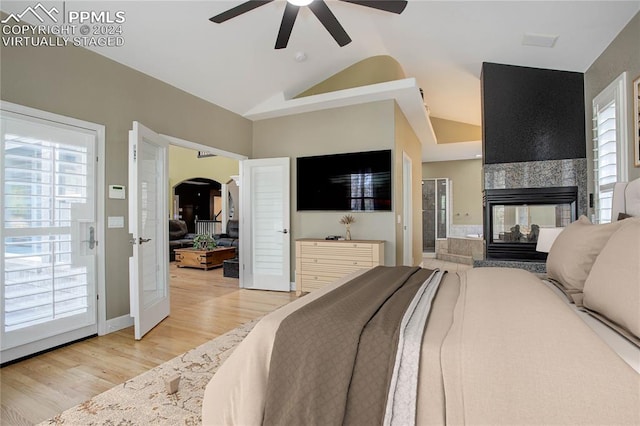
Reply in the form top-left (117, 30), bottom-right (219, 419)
top-left (430, 117), bottom-right (482, 144)
top-left (422, 159), bottom-right (483, 226)
top-left (169, 145), bottom-right (239, 214)
top-left (394, 104), bottom-right (423, 266)
top-left (585, 11), bottom-right (640, 200)
top-left (253, 100), bottom-right (398, 275)
top-left (1, 36), bottom-right (252, 320)
top-left (295, 55), bottom-right (406, 98)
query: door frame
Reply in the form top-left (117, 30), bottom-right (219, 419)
top-left (160, 134), bottom-right (247, 227)
top-left (160, 134), bottom-right (247, 161)
top-left (0, 101), bottom-right (107, 340)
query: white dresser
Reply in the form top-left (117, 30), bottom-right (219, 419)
top-left (295, 239), bottom-right (385, 296)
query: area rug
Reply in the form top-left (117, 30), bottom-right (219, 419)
top-left (39, 319), bottom-right (258, 426)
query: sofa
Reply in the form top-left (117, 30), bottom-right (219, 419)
top-left (214, 220), bottom-right (239, 248)
top-left (169, 219), bottom-right (196, 261)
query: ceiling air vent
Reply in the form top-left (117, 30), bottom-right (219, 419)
top-left (522, 33), bottom-right (558, 48)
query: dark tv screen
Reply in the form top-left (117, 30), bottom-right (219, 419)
top-left (297, 150), bottom-right (392, 211)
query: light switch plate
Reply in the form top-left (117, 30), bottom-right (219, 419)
top-left (108, 216), bottom-right (125, 228)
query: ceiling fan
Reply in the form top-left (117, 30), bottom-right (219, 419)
top-left (210, 0), bottom-right (408, 49)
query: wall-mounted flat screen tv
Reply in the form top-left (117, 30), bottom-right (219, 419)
top-left (297, 150), bottom-right (392, 211)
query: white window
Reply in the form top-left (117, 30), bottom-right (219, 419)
top-left (592, 72), bottom-right (628, 224)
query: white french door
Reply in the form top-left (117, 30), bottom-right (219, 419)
top-left (1, 103), bottom-right (103, 363)
top-left (240, 158), bottom-right (290, 291)
top-left (128, 122), bottom-right (169, 340)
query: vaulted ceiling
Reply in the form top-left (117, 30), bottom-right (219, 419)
top-left (2, 0), bottom-right (639, 158)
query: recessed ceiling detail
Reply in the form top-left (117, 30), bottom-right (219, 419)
top-left (210, 0), bottom-right (408, 49)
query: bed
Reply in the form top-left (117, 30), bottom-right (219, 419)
top-left (202, 178), bottom-right (640, 426)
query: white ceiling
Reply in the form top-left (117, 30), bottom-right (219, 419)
top-left (3, 0), bottom-right (639, 159)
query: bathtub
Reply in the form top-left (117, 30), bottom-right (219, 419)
top-left (446, 236), bottom-right (484, 260)
top-left (464, 234), bottom-right (483, 239)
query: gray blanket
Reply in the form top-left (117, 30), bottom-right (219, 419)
top-left (262, 266), bottom-right (434, 426)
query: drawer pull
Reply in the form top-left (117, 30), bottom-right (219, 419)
top-left (313, 276), bottom-right (318, 280)
top-left (313, 259), bottom-right (318, 263)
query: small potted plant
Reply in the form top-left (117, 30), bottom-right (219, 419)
top-left (193, 234), bottom-right (217, 250)
top-left (339, 214), bottom-right (355, 241)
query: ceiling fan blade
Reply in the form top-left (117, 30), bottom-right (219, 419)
top-left (275, 2), bottom-right (299, 49)
top-left (309, 0), bottom-right (352, 47)
top-left (210, 0), bottom-right (274, 23)
top-left (339, 0), bottom-right (408, 14)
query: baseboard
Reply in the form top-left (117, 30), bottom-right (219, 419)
top-left (1, 326), bottom-right (97, 365)
top-left (105, 314), bottom-right (134, 334)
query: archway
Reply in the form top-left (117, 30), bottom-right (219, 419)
top-left (174, 178), bottom-right (222, 233)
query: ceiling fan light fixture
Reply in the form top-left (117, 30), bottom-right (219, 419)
top-left (288, 0), bottom-right (314, 6)
top-left (211, 0), bottom-right (407, 48)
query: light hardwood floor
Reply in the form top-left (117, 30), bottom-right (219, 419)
top-left (0, 264), bottom-right (298, 426)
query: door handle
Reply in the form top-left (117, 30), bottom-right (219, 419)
top-left (128, 237), bottom-right (151, 245)
top-left (82, 226), bottom-right (97, 249)
top-left (277, 229), bottom-right (288, 234)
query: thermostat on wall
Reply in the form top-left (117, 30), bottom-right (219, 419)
top-left (109, 185), bottom-right (126, 199)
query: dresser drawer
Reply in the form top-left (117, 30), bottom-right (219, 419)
top-left (299, 243), bottom-right (373, 262)
top-left (298, 274), bottom-right (335, 291)
top-left (300, 241), bottom-right (374, 250)
top-left (298, 262), bottom-right (371, 278)
top-left (300, 257), bottom-right (373, 268)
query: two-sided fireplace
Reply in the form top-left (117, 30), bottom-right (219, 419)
top-left (483, 187), bottom-right (578, 261)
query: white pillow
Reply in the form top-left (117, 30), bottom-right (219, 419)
top-left (546, 216), bottom-right (626, 292)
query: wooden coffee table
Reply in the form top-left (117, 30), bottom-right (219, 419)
top-left (174, 247), bottom-right (236, 270)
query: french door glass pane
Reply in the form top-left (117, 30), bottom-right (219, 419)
top-left (2, 115), bottom-right (94, 339)
top-left (139, 139), bottom-right (165, 309)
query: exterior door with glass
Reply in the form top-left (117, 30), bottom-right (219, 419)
top-left (1, 104), bottom-right (102, 363)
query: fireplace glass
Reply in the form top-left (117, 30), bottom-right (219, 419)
top-left (492, 203), bottom-right (572, 244)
